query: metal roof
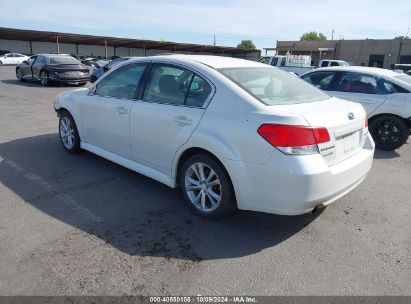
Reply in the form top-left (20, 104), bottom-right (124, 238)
top-left (0, 27), bottom-right (258, 55)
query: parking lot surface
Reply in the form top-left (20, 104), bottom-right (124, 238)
top-left (0, 65), bottom-right (410, 295)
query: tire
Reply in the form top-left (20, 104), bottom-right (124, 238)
top-left (369, 115), bottom-right (409, 151)
top-left (179, 154), bottom-right (236, 218)
top-left (0, 60), bottom-right (3, 64)
top-left (78, 82), bottom-right (87, 86)
top-left (40, 70), bottom-right (49, 86)
top-left (59, 111), bottom-right (81, 153)
top-left (16, 68), bottom-right (25, 81)
top-left (90, 76), bottom-right (97, 83)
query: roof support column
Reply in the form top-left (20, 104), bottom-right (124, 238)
top-left (56, 33), bottom-right (60, 54)
top-left (104, 39), bottom-right (108, 60)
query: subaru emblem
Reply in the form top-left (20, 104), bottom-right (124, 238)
top-left (348, 112), bottom-right (355, 120)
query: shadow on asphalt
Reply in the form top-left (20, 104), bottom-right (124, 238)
top-left (373, 149), bottom-right (401, 159)
top-left (0, 79), bottom-right (87, 88)
top-left (0, 134), bottom-right (321, 261)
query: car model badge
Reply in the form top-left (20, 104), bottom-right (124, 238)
top-left (348, 112), bottom-right (355, 120)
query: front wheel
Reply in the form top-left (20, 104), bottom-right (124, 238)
top-left (78, 82), bottom-right (87, 86)
top-left (179, 154), bottom-right (236, 218)
top-left (16, 68), bottom-right (24, 81)
top-left (369, 115), bottom-right (409, 151)
top-left (59, 111), bottom-right (81, 153)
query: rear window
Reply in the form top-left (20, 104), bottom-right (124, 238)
top-left (395, 74), bottom-right (411, 86)
top-left (218, 67), bottom-right (329, 105)
top-left (49, 56), bottom-right (80, 64)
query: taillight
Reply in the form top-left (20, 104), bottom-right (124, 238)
top-left (257, 124), bottom-right (330, 155)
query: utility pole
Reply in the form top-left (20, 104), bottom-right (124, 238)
top-left (406, 27), bottom-right (410, 38)
top-left (331, 29), bottom-right (334, 40)
top-left (56, 33), bottom-right (60, 54)
top-left (213, 34), bottom-right (216, 46)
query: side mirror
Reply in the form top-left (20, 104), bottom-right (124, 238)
top-left (22, 60), bottom-right (28, 64)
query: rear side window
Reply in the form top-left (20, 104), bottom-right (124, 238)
top-left (330, 62), bottom-right (340, 67)
top-left (95, 63), bottom-right (147, 99)
top-left (143, 64), bottom-right (212, 107)
top-left (301, 71), bottom-right (336, 90)
top-left (381, 79), bottom-right (409, 94)
top-left (335, 72), bottom-right (378, 94)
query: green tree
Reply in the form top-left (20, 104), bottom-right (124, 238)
top-left (300, 31), bottom-right (327, 41)
top-left (394, 36), bottom-right (410, 40)
top-left (236, 40), bottom-right (256, 49)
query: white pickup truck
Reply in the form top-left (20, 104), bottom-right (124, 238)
top-left (319, 59), bottom-right (350, 67)
top-left (258, 55), bottom-right (315, 75)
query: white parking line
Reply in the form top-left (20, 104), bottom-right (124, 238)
top-left (3, 159), bottom-right (103, 222)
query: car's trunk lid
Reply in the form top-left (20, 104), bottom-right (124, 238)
top-left (265, 97), bottom-right (367, 166)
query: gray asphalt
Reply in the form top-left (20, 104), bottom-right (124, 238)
top-left (0, 65), bottom-right (410, 296)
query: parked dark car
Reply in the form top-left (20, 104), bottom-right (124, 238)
top-left (90, 57), bottom-right (131, 83)
top-left (16, 54), bottom-right (90, 86)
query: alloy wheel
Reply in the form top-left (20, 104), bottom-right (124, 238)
top-left (185, 162), bottom-right (222, 212)
top-left (40, 71), bottom-right (48, 85)
top-left (371, 118), bottom-right (402, 148)
top-left (60, 117), bottom-right (75, 149)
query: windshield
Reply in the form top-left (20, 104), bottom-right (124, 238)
top-left (218, 67), bottom-right (330, 105)
top-left (49, 56), bottom-right (81, 64)
top-left (395, 74), bottom-right (411, 86)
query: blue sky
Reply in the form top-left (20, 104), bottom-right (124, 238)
top-left (0, 0), bottom-right (409, 50)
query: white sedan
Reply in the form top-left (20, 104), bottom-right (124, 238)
top-left (301, 67), bottom-right (411, 150)
top-left (0, 53), bottom-right (29, 65)
top-left (54, 55), bottom-right (374, 218)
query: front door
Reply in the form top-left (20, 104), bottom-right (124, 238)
top-left (130, 63), bottom-right (213, 174)
top-left (81, 62), bottom-right (148, 158)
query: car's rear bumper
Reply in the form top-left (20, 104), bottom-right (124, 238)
top-left (227, 133), bottom-right (375, 215)
top-left (49, 76), bottom-right (89, 83)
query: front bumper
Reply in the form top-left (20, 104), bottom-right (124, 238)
top-left (226, 133), bottom-right (375, 215)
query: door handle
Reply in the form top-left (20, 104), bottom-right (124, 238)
top-left (116, 106), bottom-right (129, 115)
top-left (173, 116), bottom-right (192, 126)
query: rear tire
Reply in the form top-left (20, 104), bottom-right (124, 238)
top-left (59, 111), bottom-right (81, 153)
top-left (78, 82), bottom-right (87, 86)
top-left (40, 70), bottom-right (49, 86)
top-left (179, 154), bottom-right (236, 218)
top-left (369, 115), bottom-right (409, 151)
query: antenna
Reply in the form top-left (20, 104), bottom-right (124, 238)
top-left (213, 34), bottom-right (216, 46)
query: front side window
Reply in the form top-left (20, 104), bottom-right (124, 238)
top-left (34, 56), bottom-right (46, 64)
top-left (95, 63), bottom-right (147, 99)
top-left (330, 62), bottom-right (340, 67)
top-left (301, 71), bottom-right (336, 90)
top-left (219, 67), bottom-right (329, 105)
top-left (143, 64), bottom-right (212, 107)
top-left (335, 72), bottom-right (378, 94)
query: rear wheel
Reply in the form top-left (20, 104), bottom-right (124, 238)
top-left (179, 154), bottom-right (236, 218)
top-left (40, 70), bottom-right (50, 86)
top-left (369, 115), bottom-right (409, 151)
top-left (16, 68), bottom-right (24, 81)
top-left (59, 111), bottom-right (81, 153)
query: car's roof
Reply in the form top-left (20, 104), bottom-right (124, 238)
top-left (308, 66), bottom-right (403, 78)
top-left (134, 54), bottom-right (264, 69)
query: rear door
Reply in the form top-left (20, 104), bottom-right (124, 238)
top-left (130, 63), bottom-right (213, 174)
top-left (328, 71), bottom-right (386, 115)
